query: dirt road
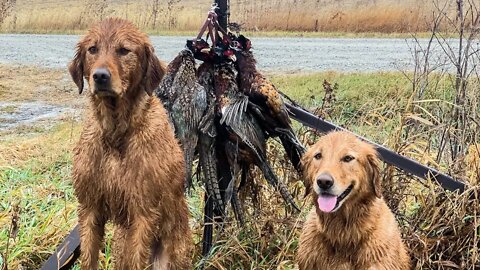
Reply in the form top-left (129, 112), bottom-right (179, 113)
top-left (0, 34), bottom-right (420, 72)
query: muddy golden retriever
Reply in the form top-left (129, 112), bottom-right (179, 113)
top-left (69, 18), bottom-right (191, 269)
top-left (297, 131), bottom-right (410, 270)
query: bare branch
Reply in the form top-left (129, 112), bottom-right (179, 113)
top-left (0, 0), bottom-right (16, 26)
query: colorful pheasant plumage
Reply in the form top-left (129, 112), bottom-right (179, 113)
top-left (155, 49), bottom-right (207, 190)
top-left (213, 59), bottom-right (300, 212)
top-left (235, 43), bottom-right (305, 172)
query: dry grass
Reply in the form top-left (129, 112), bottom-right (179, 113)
top-left (0, 65), bottom-right (81, 104)
top-left (467, 145), bottom-right (480, 185)
top-left (0, 0), bottom-right (441, 34)
top-left (231, 2), bottom-right (430, 33)
top-left (401, 184), bottom-right (479, 269)
top-left (0, 0), bottom-right (209, 33)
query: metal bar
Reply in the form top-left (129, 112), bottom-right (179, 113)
top-left (286, 104), bottom-right (466, 193)
top-left (41, 224), bottom-right (80, 270)
top-left (214, 0), bottom-right (229, 29)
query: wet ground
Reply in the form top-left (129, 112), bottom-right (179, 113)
top-left (0, 101), bottom-right (76, 132)
top-left (0, 34), bottom-right (426, 72)
top-left (0, 64), bottom-right (83, 137)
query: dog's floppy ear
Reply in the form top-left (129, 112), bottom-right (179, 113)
top-left (144, 44), bottom-right (165, 96)
top-left (301, 149), bottom-right (313, 198)
top-left (367, 150), bottom-right (382, 198)
top-left (69, 45), bottom-right (85, 94)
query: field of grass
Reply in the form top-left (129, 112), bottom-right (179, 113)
top-left (0, 0), bottom-right (446, 35)
top-left (0, 63), bottom-right (478, 269)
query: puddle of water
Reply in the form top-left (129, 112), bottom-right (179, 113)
top-left (0, 101), bottom-right (77, 133)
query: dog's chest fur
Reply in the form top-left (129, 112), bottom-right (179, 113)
top-left (72, 97), bottom-right (184, 224)
top-left (298, 201), bottom-right (409, 270)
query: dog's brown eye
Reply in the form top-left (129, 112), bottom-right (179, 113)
top-left (88, 46), bottom-right (97, 54)
top-left (118, 47), bottom-right (131, 55)
top-left (314, 153), bottom-right (322, 160)
top-left (342, 155), bottom-right (355, 162)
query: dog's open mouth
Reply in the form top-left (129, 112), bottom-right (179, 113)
top-left (317, 184), bottom-right (354, 213)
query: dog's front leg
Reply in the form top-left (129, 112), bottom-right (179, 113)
top-left (112, 225), bottom-right (127, 269)
top-left (78, 205), bottom-right (106, 270)
top-left (122, 216), bottom-right (154, 270)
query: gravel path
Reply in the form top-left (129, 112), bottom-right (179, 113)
top-left (0, 34), bottom-right (429, 72)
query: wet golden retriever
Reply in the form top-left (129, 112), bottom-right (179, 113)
top-left (69, 18), bottom-right (191, 269)
top-left (297, 131), bottom-right (410, 270)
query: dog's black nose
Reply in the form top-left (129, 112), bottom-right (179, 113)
top-left (93, 68), bottom-right (111, 85)
top-left (317, 173), bottom-right (334, 190)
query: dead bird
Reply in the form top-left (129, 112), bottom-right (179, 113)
top-left (213, 59), bottom-right (300, 212)
top-left (155, 49), bottom-right (207, 190)
top-left (234, 35), bottom-right (305, 173)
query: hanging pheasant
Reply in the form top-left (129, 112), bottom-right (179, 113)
top-left (181, 8), bottom-right (304, 257)
top-left (234, 35), bottom-right (305, 172)
top-left (156, 49), bottom-right (207, 190)
top-left (196, 62), bottom-right (226, 217)
top-left (213, 59), bottom-right (300, 212)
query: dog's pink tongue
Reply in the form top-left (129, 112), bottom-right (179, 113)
top-left (317, 194), bottom-right (337, 213)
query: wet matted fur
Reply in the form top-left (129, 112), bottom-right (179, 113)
top-left (69, 18), bottom-right (191, 269)
top-left (297, 131), bottom-right (410, 270)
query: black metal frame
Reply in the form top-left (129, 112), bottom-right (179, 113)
top-left (41, 225), bottom-right (80, 270)
top-left (214, 0), bottom-right (229, 29)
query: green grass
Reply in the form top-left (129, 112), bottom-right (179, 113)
top-left (272, 72), bottom-right (463, 143)
top-left (0, 159), bottom-right (77, 265)
top-left (272, 72), bottom-right (411, 108)
top-left (0, 71), bottom-right (475, 269)
top-left (0, 105), bottom-right (17, 114)
top-left (0, 123), bottom-right (79, 268)
top-left (271, 72), bottom-right (414, 142)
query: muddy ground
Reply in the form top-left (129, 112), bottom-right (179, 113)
top-left (0, 64), bottom-right (83, 137)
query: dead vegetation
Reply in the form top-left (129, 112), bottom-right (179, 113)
top-left (0, 0), bottom-right (16, 27)
top-left (0, 65), bottom-right (80, 104)
top-left (0, 0), bottom-right (448, 34)
top-left (395, 2), bottom-right (480, 266)
top-left (402, 184), bottom-right (479, 268)
top-left (231, 0), bottom-right (430, 33)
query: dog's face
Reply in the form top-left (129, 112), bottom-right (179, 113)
top-left (302, 131), bottom-right (381, 213)
top-left (69, 18), bottom-right (163, 98)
